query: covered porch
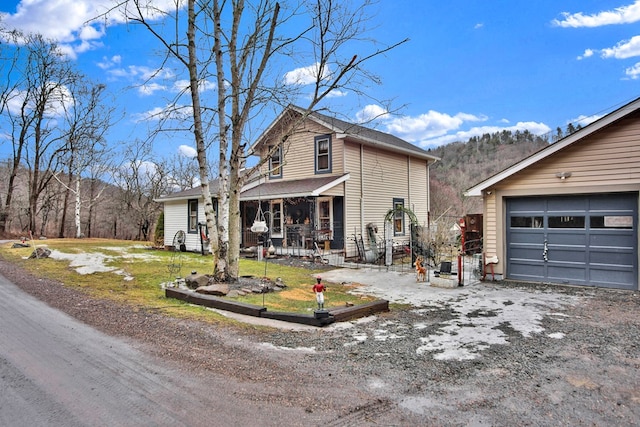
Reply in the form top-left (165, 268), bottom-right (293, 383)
top-left (240, 175), bottom-right (348, 251)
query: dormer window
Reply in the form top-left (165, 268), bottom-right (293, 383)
top-left (315, 135), bottom-right (331, 174)
top-left (269, 144), bottom-right (282, 178)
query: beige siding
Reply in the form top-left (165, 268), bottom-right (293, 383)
top-left (343, 142), bottom-right (363, 255)
top-left (483, 192), bottom-right (498, 258)
top-left (498, 112), bottom-right (640, 192)
top-left (408, 157), bottom-right (429, 226)
top-left (260, 120), bottom-right (345, 182)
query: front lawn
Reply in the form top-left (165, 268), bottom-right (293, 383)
top-left (0, 238), bottom-right (373, 322)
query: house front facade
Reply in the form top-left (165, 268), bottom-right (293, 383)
top-left (242, 106), bottom-right (439, 258)
top-left (466, 97), bottom-right (640, 290)
top-left (157, 106), bottom-right (439, 257)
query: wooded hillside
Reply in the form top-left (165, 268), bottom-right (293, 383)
top-left (428, 129), bottom-right (551, 218)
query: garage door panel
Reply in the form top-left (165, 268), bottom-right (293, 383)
top-left (547, 232), bottom-right (586, 246)
top-left (549, 248), bottom-right (587, 263)
top-left (589, 268), bottom-right (635, 290)
top-left (589, 248), bottom-right (633, 267)
top-left (590, 233), bottom-right (635, 247)
top-left (547, 198), bottom-right (586, 211)
top-left (509, 246), bottom-right (543, 260)
top-left (547, 264), bottom-right (586, 283)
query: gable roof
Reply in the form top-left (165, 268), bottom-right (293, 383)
top-left (155, 179), bottom-right (220, 202)
top-left (465, 96), bottom-right (640, 197)
top-left (251, 105), bottom-right (439, 163)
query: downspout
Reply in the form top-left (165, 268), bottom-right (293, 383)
top-left (360, 144), bottom-right (365, 234)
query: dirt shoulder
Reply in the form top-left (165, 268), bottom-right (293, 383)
top-left (2, 256), bottom-right (640, 426)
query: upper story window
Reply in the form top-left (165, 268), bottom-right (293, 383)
top-left (188, 199), bottom-right (198, 233)
top-left (393, 198), bottom-right (405, 236)
top-left (314, 135), bottom-right (332, 174)
top-left (269, 144), bottom-right (282, 178)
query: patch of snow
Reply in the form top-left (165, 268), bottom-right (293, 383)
top-left (259, 343), bottom-right (317, 353)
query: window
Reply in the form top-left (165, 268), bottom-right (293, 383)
top-left (188, 199), bottom-right (198, 233)
top-left (393, 198), bottom-right (405, 236)
top-left (548, 216), bottom-right (585, 228)
top-left (315, 135), bottom-right (331, 174)
top-left (590, 215), bottom-right (633, 229)
top-left (316, 198), bottom-right (333, 241)
top-left (510, 216), bottom-right (543, 228)
top-left (269, 145), bottom-right (282, 178)
top-left (270, 200), bottom-right (283, 237)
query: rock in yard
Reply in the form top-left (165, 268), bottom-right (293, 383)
top-left (185, 273), bottom-right (210, 289)
top-left (195, 284), bottom-right (230, 296)
top-left (28, 247), bottom-right (51, 259)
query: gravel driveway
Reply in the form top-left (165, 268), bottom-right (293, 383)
top-left (2, 256), bottom-right (639, 426)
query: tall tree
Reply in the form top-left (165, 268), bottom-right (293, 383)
top-left (56, 82), bottom-right (115, 238)
top-left (113, 142), bottom-right (171, 241)
top-left (0, 33), bottom-right (77, 234)
top-left (117, 0), bottom-right (406, 281)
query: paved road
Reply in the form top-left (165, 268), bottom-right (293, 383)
top-left (0, 273), bottom-right (317, 426)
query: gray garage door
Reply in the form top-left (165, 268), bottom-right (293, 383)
top-left (506, 193), bottom-right (637, 290)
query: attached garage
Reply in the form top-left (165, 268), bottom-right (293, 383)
top-left (466, 97), bottom-right (640, 291)
top-left (506, 193), bottom-right (637, 290)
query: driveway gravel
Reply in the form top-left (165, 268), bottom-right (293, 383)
top-left (2, 255), bottom-right (639, 426)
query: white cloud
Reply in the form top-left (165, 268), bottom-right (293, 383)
top-left (97, 55), bottom-right (122, 70)
top-left (570, 114), bottom-right (602, 126)
top-left (624, 61), bottom-right (640, 78)
top-left (601, 35), bottom-right (640, 59)
top-left (5, 84), bottom-right (73, 118)
top-left (178, 145), bottom-right (197, 158)
top-left (418, 121), bottom-right (551, 149)
top-left (553, 1), bottom-right (640, 27)
top-left (138, 82), bottom-right (167, 96)
top-left (283, 63), bottom-right (331, 85)
top-left (0, 0), bottom-right (185, 58)
top-left (355, 104), bottom-right (390, 123)
top-left (132, 104), bottom-right (193, 123)
top-left (384, 110), bottom-right (487, 142)
top-left (577, 49), bottom-right (595, 60)
top-left (474, 23), bottom-right (484, 29)
top-left (172, 79), bottom-right (216, 93)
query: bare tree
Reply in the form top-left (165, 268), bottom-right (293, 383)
top-left (55, 82), bottom-right (116, 238)
top-left (0, 33), bottom-right (79, 235)
top-left (114, 0), bottom-right (406, 280)
top-left (113, 141), bottom-right (171, 241)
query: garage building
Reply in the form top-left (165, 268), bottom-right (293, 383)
top-left (466, 97), bottom-right (640, 291)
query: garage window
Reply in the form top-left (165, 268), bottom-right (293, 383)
top-left (590, 215), bottom-right (633, 229)
top-left (548, 216), bottom-right (585, 228)
top-left (510, 216), bottom-right (543, 228)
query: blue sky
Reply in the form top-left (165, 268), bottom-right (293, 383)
top-left (1, 0), bottom-right (640, 161)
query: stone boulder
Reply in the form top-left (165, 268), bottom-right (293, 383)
top-left (28, 247), bottom-right (51, 259)
top-left (195, 283), bottom-right (230, 296)
top-left (185, 273), bottom-right (210, 289)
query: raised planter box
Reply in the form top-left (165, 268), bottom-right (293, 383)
top-left (328, 300), bottom-right (389, 322)
top-left (165, 287), bottom-right (389, 327)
